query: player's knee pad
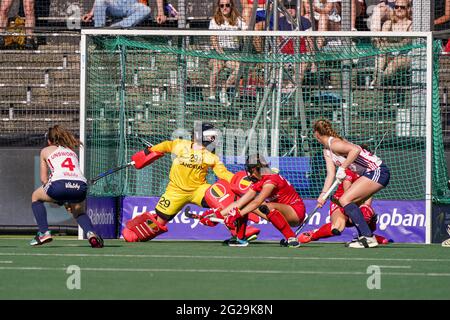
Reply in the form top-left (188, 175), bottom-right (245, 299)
top-left (258, 205), bottom-right (270, 215)
top-left (125, 212), bottom-right (168, 242)
top-left (331, 228), bottom-right (342, 236)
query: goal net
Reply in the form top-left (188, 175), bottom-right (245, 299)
top-left (81, 30), bottom-right (443, 202)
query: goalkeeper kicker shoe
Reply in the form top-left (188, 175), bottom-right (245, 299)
top-left (87, 231), bottom-right (104, 248)
top-left (30, 231), bottom-right (53, 246)
top-left (442, 238), bottom-right (450, 247)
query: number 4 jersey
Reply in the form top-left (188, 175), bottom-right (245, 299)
top-left (46, 146), bottom-right (87, 183)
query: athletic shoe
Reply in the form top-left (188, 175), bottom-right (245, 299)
top-left (298, 231), bottom-right (314, 243)
top-left (442, 238), bottom-right (450, 247)
top-left (246, 233), bottom-right (258, 242)
top-left (87, 231), bottom-right (104, 248)
top-left (227, 238), bottom-right (249, 247)
top-left (286, 237), bottom-right (301, 248)
top-left (30, 231), bottom-right (53, 246)
top-left (347, 236), bottom-right (379, 248)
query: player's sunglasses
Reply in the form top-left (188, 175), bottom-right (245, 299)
top-left (220, 3), bottom-right (231, 8)
top-left (394, 5), bottom-right (407, 9)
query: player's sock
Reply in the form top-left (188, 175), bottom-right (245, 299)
top-left (236, 215), bottom-right (248, 240)
top-left (76, 214), bottom-right (95, 233)
top-left (267, 209), bottom-right (296, 239)
top-left (311, 223), bottom-right (334, 240)
top-left (343, 203), bottom-right (372, 237)
top-left (32, 201), bottom-right (49, 233)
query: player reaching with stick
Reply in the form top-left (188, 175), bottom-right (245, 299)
top-left (122, 122), bottom-right (259, 242)
top-left (312, 119), bottom-right (390, 248)
top-left (298, 167), bottom-right (390, 245)
top-left (207, 154), bottom-right (305, 247)
top-left (30, 125), bottom-right (103, 247)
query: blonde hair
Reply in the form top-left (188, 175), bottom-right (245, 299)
top-left (313, 119), bottom-right (343, 139)
top-left (213, 0), bottom-right (241, 26)
top-left (391, 1), bottom-right (412, 24)
top-left (47, 125), bottom-right (82, 150)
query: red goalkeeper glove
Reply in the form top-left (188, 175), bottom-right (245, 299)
top-left (199, 208), bottom-right (223, 227)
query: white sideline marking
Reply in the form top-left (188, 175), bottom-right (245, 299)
top-left (377, 265), bottom-right (411, 269)
top-left (0, 252), bottom-right (449, 263)
top-left (0, 261), bottom-right (12, 264)
top-left (0, 266), bottom-right (449, 277)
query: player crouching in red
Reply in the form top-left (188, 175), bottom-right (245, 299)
top-left (218, 154), bottom-right (305, 247)
top-left (298, 168), bottom-right (391, 245)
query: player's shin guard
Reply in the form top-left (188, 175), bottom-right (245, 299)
top-left (343, 203), bottom-right (372, 237)
top-left (124, 212), bottom-right (168, 242)
top-left (267, 209), bottom-right (296, 239)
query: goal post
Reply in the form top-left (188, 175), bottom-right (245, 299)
top-left (80, 29), bottom-right (440, 243)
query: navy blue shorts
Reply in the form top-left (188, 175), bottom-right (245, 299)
top-left (362, 164), bottom-right (390, 187)
top-left (255, 10), bottom-right (266, 22)
top-left (44, 180), bottom-right (88, 205)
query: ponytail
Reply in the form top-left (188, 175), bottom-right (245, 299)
top-left (47, 125), bottom-right (82, 151)
top-left (313, 119), bottom-right (343, 139)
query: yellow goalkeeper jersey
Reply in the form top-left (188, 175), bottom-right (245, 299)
top-left (150, 139), bottom-right (233, 191)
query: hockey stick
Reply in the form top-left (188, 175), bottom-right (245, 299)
top-left (294, 178), bottom-right (341, 236)
top-left (89, 161), bottom-right (135, 185)
top-left (183, 206), bottom-right (224, 224)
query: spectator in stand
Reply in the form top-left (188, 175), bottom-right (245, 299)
top-left (271, 0), bottom-right (314, 83)
top-left (371, 0), bottom-right (412, 87)
top-left (208, 0), bottom-right (247, 106)
top-left (240, 0), bottom-right (267, 52)
top-left (369, 0), bottom-right (396, 31)
top-left (302, 0), bottom-right (341, 49)
top-left (435, 0), bottom-right (450, 26)
top-left (303, 0), bottom-right (341, 32)
top-left (0, 0), bottom-right (37, 49)
top-left (351, 0), bottom-right (365, 31)
top-left (82, 0), bottom-right (167, 28)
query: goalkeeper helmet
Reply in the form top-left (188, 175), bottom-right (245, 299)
top-left (193, 122), bottom-right (219, 148)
